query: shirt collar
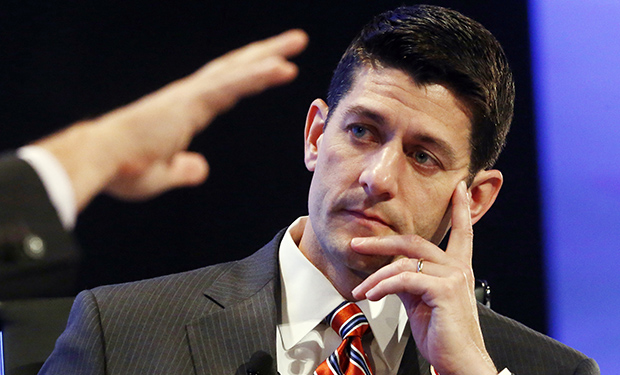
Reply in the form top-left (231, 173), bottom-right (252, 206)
top-left (278, 217), bottom-right (408, 353)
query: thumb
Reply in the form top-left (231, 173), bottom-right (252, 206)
top-left (105, 152), bottom-right (209, 201)
top-left (165, 152), bottom-right (210, 188)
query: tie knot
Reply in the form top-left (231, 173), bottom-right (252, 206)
top-left (326, 301), bottom-right (369, 339)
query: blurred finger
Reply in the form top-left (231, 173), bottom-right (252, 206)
top-left (247, 29), bottom-right (309, 59)
top-left (164, 152), bottom-right (210, 188)
top-left (106, 152), bottom-right (209, 201)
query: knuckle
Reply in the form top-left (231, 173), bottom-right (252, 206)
top-left (407, 234), bottom-right (424, 245)
top-left (400, 234), bottom-right (425, 254)
top-left (393, 257), bottom-right (411, 271)
top-left (395, 272), bottom-right (414, 290)
top-left (444, 267), bottom-right (470, 291)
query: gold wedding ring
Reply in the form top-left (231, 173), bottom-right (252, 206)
top-left (417, 258), bottom-right (424, 273)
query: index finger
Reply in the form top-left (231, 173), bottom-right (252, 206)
top-left (445, 180), bottom-right (474, 266)
top-left (225, 29), bottom-right (308, 65)
top-left (185, 29), bottom-right (308, 123)
top-left (247, 29), bottom-right (309, 59)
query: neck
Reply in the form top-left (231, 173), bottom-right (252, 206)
top-left (297, 218), bottom-right (364, 301)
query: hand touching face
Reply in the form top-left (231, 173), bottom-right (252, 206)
top-left (300, 66), bottom-right (476, 295)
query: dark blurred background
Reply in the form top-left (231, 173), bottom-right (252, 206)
top-left (0, 1), bottom-right (544, 333)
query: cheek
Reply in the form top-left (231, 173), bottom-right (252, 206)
top-left (430, 208), bottom-right (452, 244)
top-left (307, 155), bottom-right (344, 213)
top-left (315, 144), bottom-right (362, 188)
top-left (402, 181), bottom-right (454, 237)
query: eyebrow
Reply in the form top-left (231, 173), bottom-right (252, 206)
top-left (345, 105), bottom-right (388, 125)
top-left (343, 105), bottom-right (460, 167)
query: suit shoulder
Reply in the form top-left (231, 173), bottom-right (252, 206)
top-left (88, 230), bottom-right (283, 310)
top-left (90, 260), bottom-right (236, 303)
top-left (478, 305), bottom-right (599, 374)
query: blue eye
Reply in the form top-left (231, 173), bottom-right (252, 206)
top-left (414, 151), bottom-right (429, 164)
top-left (413, 151), bottom-right (439, 167)
top-left (351, 125), bottom-right (368, 138)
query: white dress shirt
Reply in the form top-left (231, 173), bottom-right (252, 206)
top-left (18, 145), bottom-right (77, 230)
top-left (277, 217), bottom-right (410, 375)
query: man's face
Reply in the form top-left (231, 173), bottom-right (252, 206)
top-left (301, 66), bottom-right (473, 282)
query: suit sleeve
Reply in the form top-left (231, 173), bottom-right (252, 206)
top-left (0, 155), bottom-right (79, 299)
top-left (39, 290), bottom-right (107, 375)
top-left (574, 357), bottom-right (600, 375)
top-left (477, 304), bottom-right (600, 375)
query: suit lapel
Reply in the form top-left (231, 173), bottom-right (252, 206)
top-left (187, 281), bottom-right (278, 374)
top-left (396, 335), bottom-right (425, 375)
top-left (186, 231), bottom-right (284, 375)
top-left (183, 228), bottom-right (430, 375)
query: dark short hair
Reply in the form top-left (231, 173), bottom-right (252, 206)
top-left (327, 5), bottom-right (515, 174)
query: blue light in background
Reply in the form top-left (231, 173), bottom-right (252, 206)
top-left (530, 1), bottom-right (620, 372)
top-left (0, 331), bottom-right (4, 375)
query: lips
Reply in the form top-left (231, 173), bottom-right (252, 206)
top-left (344, 209), bottom-right (393, 230)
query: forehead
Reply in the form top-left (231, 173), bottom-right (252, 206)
top-left (330, 66), bottom-right (472, 164)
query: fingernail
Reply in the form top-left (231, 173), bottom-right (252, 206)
top-left (460, 181), bottom-right (471, 202)
top-left (365, 290), bottom-right (377, 301)
top-left (350, 238), bottom-right (366, 247)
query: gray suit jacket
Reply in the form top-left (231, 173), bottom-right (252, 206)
top-left (40, 230), bottom-right (599, 375)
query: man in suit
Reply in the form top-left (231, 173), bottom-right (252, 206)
top-left (40, 5), bottom-right (598, 375)
top-left (0, 29), bottom-right (308, 299)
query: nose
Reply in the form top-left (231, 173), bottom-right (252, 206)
top-left (358, 145), bottom-right (401, 200)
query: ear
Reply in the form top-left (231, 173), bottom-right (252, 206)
top-left (468, 169), bottom-right (503, 225)
top-left (304, 99), bottom-right (329, 172)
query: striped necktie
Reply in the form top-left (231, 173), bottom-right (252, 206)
top-left (314, 301), bottom-right (374, 375)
